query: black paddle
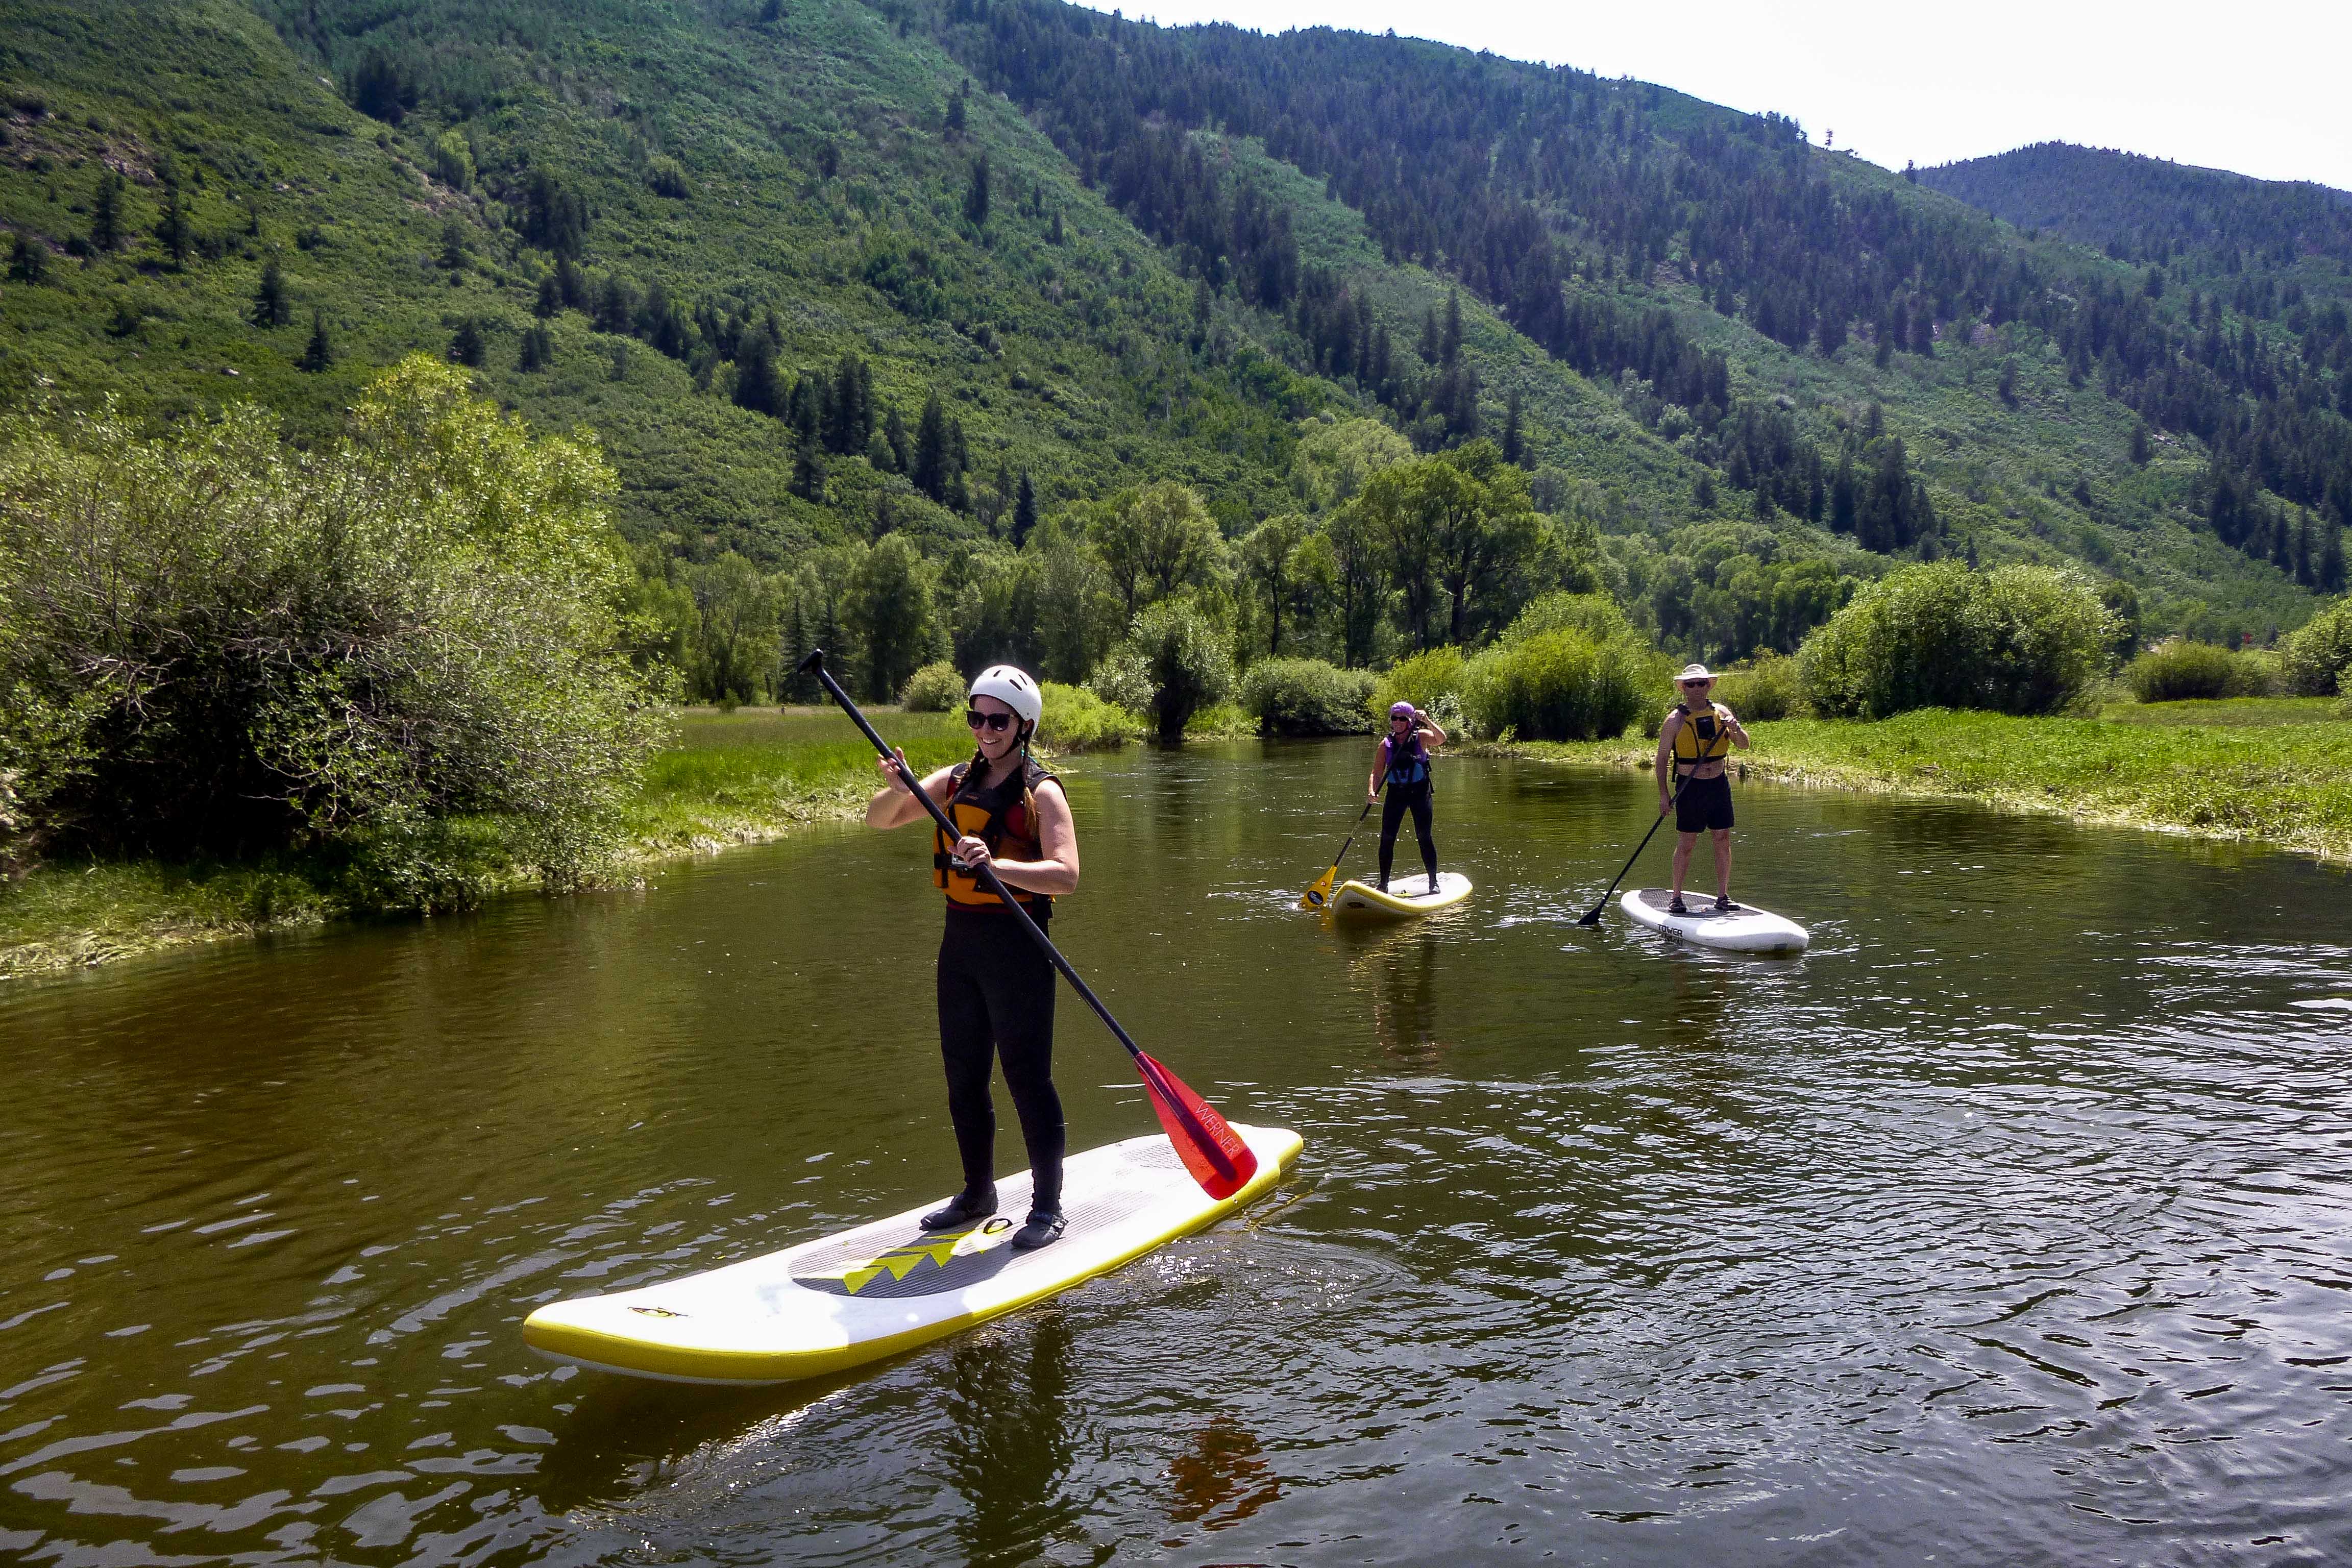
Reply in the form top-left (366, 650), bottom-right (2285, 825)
top-left (798, 650), bottom-right (1256, 1199)
top-left (1576, 771), bottom-right (1688, 926)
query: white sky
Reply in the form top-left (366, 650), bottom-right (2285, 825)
top-left (1073, 0), bottom-right (2352, 192)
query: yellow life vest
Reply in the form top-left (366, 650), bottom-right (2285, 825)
top-left (1669, 702), bottom-right (1734, 776)
top-left (933, 754), bottom-right (1057, 912)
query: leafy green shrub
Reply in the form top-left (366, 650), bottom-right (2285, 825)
top-left (1368, 646), bottom-right (1465, 720)
top-left (1239, 657), bottom-right (1376, 736)
top-left (899, 661), bottom-right (965, 712)
top-left (1461, 629), bottom-right (1650, 741)
top-left (1800, 562), bottom-right (2115, 719)
top-left (0, 357), bottom-right (668, 896)
top-left (1086, 648), bottom-right (1155, 713)
top-left (1710, 651), bottom-right (1806, 721)
top-left (1034, 681), bottom-right (1144, 751)
top-left (1130, 601), bottom-right (1233, 742)
top-left (2283, 599), bottom-right (2352, 696)
top-left (2125, 639), bottom-right (2275, 702)
top-left (1501, 591), bottom-right (1637, 647)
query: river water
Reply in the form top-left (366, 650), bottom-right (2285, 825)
top-left (4, 740), bottom-right (2350, 1564)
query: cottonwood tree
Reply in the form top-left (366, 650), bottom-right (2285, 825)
top-left (1237, 512), bottom-right (1311, 655)
top-left (1089, 481), bottom-right (1224, 618)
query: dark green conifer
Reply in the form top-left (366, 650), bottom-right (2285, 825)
top-left (449, 316), bottom-right (485, 366)
top-left (912, 391), bottom-right (950, 502)
top-left (252, 258), bottom-right (290, 327)
top-left (90, 168), bottom-right (124, 253)
top-left (7, 233), bottom-right (49, 285)
top-left (964, 154), bottom-right (990, 226)
top-left (1012, 470), bottom-right (1037, 546)
top-left (299, 310), bottom-right (333, 372)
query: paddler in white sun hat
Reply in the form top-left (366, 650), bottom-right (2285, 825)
top-left (1654, 664), bottom-right (1751, 916)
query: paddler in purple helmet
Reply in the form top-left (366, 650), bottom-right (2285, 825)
top-left (1366, 701), bottom-right (1448, 895)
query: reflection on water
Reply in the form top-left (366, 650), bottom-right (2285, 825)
top-left (3, 741), bottom-right (2350, 1563)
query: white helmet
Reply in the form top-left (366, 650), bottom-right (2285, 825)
top-left (968, 665), bottom-right (1043, 728)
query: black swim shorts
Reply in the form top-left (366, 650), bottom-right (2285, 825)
top-left (1674, 771), bottom-right (1734, 832)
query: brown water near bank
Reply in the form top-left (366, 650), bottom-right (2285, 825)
top-left (3, 741), bottom-right (2349, 1562)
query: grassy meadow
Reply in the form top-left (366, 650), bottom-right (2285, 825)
top-left (1502, 698), bottom-right (2352, 863)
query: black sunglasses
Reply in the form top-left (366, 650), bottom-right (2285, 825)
top-left (964, 707), bottom-right (1016, 732)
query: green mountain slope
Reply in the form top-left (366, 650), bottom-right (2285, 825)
top-left (0, 0), bottom-right (1331, 566)
top-left (2, 0), bottom-right (2344, 676)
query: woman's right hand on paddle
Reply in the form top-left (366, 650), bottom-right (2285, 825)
top-left (875, 747), bottom-right (915, 791)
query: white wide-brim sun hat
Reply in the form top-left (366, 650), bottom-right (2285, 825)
top-left (1677, 664), bottom-right (1716, 682)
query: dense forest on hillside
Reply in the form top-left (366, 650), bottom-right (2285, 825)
top-left (932, 3), bottom-right (2351, 599)
top-left (0, 0), bottom-right (2345, 708)
top-left (1922, 143), bottom-right (2352, 273)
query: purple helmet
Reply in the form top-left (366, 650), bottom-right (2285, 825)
top-left (1389, 701), bottom-right (1415, 719)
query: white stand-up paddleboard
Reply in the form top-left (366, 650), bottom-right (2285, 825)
top-left (1621, 888), bottom-right (1808, 952)
top-left (523, 1123), bottom-right (1302, 1385)
top-left (1331, 871), bottom-right (1473, 918)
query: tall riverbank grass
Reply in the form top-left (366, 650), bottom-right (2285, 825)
top-left (1498, 699), bottom-right (2352, 862)
top-left (1, 704), bottom-right (1162, 977)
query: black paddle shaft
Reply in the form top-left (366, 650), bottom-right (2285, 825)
top-left (798, 649), bottom-right (1153, 1067)
top-left (1578, 770), bottom-right (1692, 925)
top-left (1324, 797), bottom-right (1375, 872)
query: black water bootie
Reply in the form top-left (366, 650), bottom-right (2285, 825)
top-left (921, 1185), bottom-right (998, 1232)
top-left (1715, 895), bottom-right (1740, 911)
top-left (1427, 873), bottom-right (1440, 896)
top-left (1668, 895), bottom-right (1689, 915)
top-left (1010, 1209), bottom-right (1066, 1250)
top-left (1375, 875), bottom-right (1389, 892)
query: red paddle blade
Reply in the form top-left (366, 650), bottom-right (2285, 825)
top-left (1134, 1051), bottom-right (1258, 1199)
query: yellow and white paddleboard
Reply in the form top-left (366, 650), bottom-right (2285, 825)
top-left (522, 1123), bottom-right (1302, 1385)
top-left (1330, 871), bottom-right (1473, 918)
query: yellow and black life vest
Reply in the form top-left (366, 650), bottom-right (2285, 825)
top-left (1669, 701), bottom-right (1734, 776)
top-left (933, 753), bottom-right (1058, 912)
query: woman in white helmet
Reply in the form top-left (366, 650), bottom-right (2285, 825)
top-left (865, 665), bottom-right (1079, 1250)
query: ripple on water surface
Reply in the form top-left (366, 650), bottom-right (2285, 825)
top-left (3, 744), bottom-right (2350, 1563)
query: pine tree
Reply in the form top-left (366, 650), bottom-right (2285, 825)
top-left (1441, 288), bottom-right (1462, 364)
top-left (90, 168), bottom-right (124, 253)
top-left (792, 432), bottom-right (826, 500)
top-left (1501, 387), bottom-right (1525, 467)
top-left (6, 234), bottom-right (47, 285)
top-left (883, 404), bottom-right (912, 473)
top-left (298, 310), bottom-right (333, 372)
top-left (252, 258), bottom-right (290, 328)
top-left (2129, 423), bottom-right (2150, 464)
top-left (964, 154), bottom-right (991, 226)
top-left (913, 391), bottom-right (950, 502)
top-left (1418, 305), bottom-right (1440, 365)
top-left (1012, 470), bottom-right (1037, 547)
top-left (945, 82), bottom-right (968, 137)
top-left (534, 272), bottom-right (560, 318)
top-left (440, 216), bottom-right (466, 274)
top-left (156, 174), bottom-right (190, 267)
top-left (448, 317), bottom-right (485, 366)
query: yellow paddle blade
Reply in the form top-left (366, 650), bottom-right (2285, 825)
top-left (1298, 866), bottom-right (1339, 909)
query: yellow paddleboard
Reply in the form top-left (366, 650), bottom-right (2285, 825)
top-left (1330, 871), bottom-right (1473, 918)
top-left (522, 1124), bottom-right (1302, 1385)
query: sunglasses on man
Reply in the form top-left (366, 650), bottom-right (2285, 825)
top-left (964, 707), bottom-right (1017, 732)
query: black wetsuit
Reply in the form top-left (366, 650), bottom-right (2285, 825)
top-left (933, 755), bottom-right (1065, 1213)
top-left (1376, 733), bottom-right (1438, 888)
